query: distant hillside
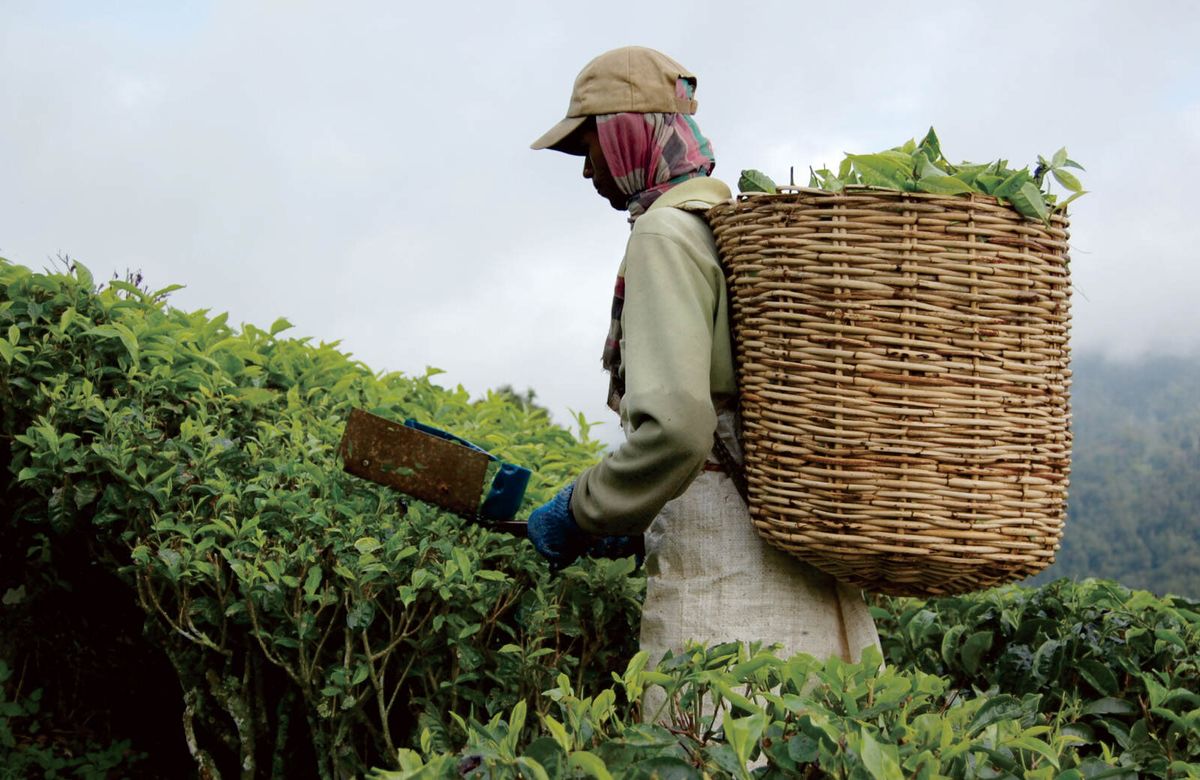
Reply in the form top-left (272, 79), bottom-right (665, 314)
top-left (1027, 352), bottom-right (1200, 597)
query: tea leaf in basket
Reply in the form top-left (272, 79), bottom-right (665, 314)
top-left (1051, 168), bottom-right (1084, 193)
top-left (809, 167), bottom-right (845, 192)
top-left (738, 169), bottom-right (777, 194)
top-left (847, 152), bottom-right (913, 189)
top-left (915, 174), bottom-right (974, 195)
top-left (918, 126), bottom-right (942, 163)
top-left (1007, 181), bottom-right (1051, 222)
top-left (993, 168), bottom-right (1033, 199)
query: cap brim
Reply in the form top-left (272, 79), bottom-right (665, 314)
top-left (530, 115), bottom-right (588, 153)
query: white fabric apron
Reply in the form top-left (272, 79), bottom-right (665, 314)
top-left (638, 455), bottom-right (881, 670)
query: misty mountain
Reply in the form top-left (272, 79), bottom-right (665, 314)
top-left (1027, 352), bottom-right (1200, 598)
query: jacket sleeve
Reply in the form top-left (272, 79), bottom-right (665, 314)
top-left (569, 222), bottom-right (720, 535)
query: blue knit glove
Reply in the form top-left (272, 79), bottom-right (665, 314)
top-left (528, 483), bottom-right (644, 570)
top-left (527, 483), bottom-right (590, 570)
top-left (585, 534), bottom-right (644, 566)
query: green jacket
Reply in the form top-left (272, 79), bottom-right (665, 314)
top-left (571, 176), bottom-right (735, 535)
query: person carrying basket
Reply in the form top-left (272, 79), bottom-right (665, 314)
top-left (525, 45), bottom-right (880, 679)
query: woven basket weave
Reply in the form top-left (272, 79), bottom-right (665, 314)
top-left (706, 186), bottom-right (1071, 596)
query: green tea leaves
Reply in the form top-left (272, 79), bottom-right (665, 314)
top-left (1052, 167), bottom-right (1084, 193)
top-left (847, 151), bottom-right (912, 189)
top-left (736, 127), bottom-right (1087, 224)
top-left (738, 169), bottom-right (777, 194)
top-left (915, 174), bottom-right (974, 195)
top-left (1009, 181), bottom-right (1051, 222)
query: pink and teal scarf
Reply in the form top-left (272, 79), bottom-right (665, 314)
top-left (598, 78), bottom-right (716, 410)
top-left (595, 78), bottom-right (715, 220)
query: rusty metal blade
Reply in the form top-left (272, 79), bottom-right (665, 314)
top-left (339, 408), bottom-right (488, 517)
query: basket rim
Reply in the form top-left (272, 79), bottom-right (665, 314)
top-left (709, 184), bottom-right (1070, 225)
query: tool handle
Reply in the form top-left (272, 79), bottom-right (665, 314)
top-left (404, 418), bottom-right (488, 455)
top-left (483, 520), bottom-right (646, 561)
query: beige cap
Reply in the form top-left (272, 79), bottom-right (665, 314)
top-left (531, 46), bottom-right (698, 153)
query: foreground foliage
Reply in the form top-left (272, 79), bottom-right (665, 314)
top-left (2, 258), bottom-right (1196, 778)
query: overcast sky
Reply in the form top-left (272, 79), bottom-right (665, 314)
top-left (3, 1), bottom-right (1198, 446)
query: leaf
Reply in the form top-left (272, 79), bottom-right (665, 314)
top-left (968, 694), bottom-right (1025, 735)
top-left (525, 738), bottom-right (567, 779)
top-left (0, 339), bottom-right (12, 364)
top-left (304, 566), bottom-right (323, 596)
top-left (993, 168), bottom-right (1032, 198)
top-left (915, 175), bottom-right (974, 195)
top-left (627, 757), bottom-right (698, 779)
top-left (848, 152), bottom-right (913, 189)
top-left (787, 733), bottom-right (819, 763)
top-left (1006, 735), bottom-right (1059, 769)
top-left (738, 169), bottom-right (777, 194)
top-left (73, 261), bottom-right (94, 289)
top-left (918, 127), bottom-right (942, 162)
top-left (514, 757), bottom-right (551, 780)
top-left (1082, 697), bottom-right (1137, 716)
top-left (817, 170), bottom-right (845, 192)
top-left (1154, 628), bottom-right (1187, 649)
top-left (270, 317), bottom-right (294, 336)
top-left (725, 712), bottom-right (767, 766)
top-left (1051, 147), bottom-right (1069, 168)
top-left (859, 729), bottom-right (904, 780)
top-left (1055, 190), bottom-right (1088, 211)
top-left (354, 537), bottom-right (381, 555)
top-left (1007, 181), bottom-right (1051, 222)
top-left (960, 630), bottom-right (993, 675)
top-left (1078, 659), bottom-right (1119, 696)
top-left (940, 625), bottom-right (966, 668)
top-left (542, 714), bottom-right (571, 754)
top-left (567, 750), bottom-right (613, 780)
top-left (2, 586), bottom-right (26, 606)
top-left (1051, 168), bottom-right (1084, 193)
top-left (505, 700), bottom-right (526, 754)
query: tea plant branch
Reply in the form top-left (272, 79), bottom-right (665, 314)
top-left (205, 665), bottom-right (256, 780)
top-left (244, 591), bottom-right (303, 688)
top-left (386, 649), bottom-right (418, 715)
top-left (135, 569), bottom-right (229, 656)
top-left (360, 630), bottom-right (399, 762)
top-left (367, 602), bottom-right (433, 662)
top-left (270, 689), bottom-right (295, 780)
top-left (182, 687), bottom-right (223, 780)
top-left (306, 605), bottom-right (343, 684)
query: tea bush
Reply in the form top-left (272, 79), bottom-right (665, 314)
top-left (378, 643), bottom-right (1137, 779)
top-left (872, 580), bottom-right (1200, 778)
top-left (0, 257), bottom-right (640, 777)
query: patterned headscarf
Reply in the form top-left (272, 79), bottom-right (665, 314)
top-left (597, 78), bottom-right (715, 411)
top-left (595, 78), bottom-right (715, 220)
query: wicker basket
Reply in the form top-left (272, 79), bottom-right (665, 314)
top-left (706, 186), bottom-right (1071, 596)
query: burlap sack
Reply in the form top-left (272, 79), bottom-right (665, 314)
top-left (639, 461), bottom-right (881, 725)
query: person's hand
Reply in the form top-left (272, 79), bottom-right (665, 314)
top-left (528, 483), bottom-right (644, 570)
top-left (527, 483), bottom-right (590, 570)
top-left (584, 534), bottom-right (644, 567)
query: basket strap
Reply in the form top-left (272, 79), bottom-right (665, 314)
top-left (712, 431), bottom-right (749, 505)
